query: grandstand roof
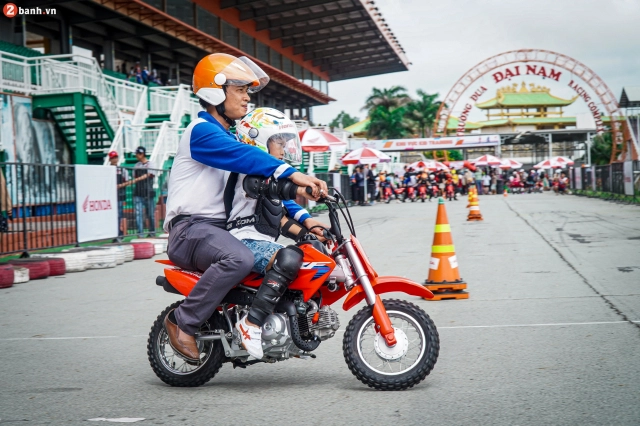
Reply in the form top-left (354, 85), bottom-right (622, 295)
top-left (18, 0), bottom-right (409, 108)
top-left (220, 0), bottom-right (410, 81)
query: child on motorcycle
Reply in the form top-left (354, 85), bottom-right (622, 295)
top-left (229, 108), bottom-right (329, 358)
top-left (427, 173), bottom-right (439, 201)
top-left (445, 176), bottom-right (457, 201)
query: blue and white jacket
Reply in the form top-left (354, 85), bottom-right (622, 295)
top-left (164, 111), bottom-right (310, 231)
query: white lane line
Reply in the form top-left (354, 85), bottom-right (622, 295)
top-left (1, 321), bottom-right (638, 341)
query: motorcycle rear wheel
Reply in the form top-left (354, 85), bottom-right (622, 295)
top-left (343, 299), bottom-right (439, 390)
top-left (147, 301), bottom-right (226, 387)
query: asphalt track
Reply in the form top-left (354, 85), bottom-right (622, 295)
top-left (1, 192), bottom-right (639, 425)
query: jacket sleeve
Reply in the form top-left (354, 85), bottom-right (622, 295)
top-left (282, 200), bottom-right (311, 223)
top-left (189, 122), bottom-right (295, 179)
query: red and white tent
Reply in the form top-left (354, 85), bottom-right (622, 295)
top-left (497, 158), bottom-right (523, 169)
top-left (299, 128), bottom-right (346, 152)
top-left (341, 147), bottom-right (391, 165)
top-left (470, 154), bottom-right (502, 166)
top-left (533, 158), bottom-right (566, 169)
top-left (407, 160), bottom-right (450, 172)
top-left (444, 160), bottom-right (477, 172)
top-left (550, 156), bottom-right (574, 166)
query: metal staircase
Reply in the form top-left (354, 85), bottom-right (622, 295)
top-left (32, 92), bottom-right (115, 164)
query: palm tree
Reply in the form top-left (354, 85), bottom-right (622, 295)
top-left (363, 86), bottom-right (412, 139)
top-left (405, 90), bottom-right (441, 137)
top-left (367, 104), bottom-right (410, 139)
top-left (362, 86), bottom-right (412, 112)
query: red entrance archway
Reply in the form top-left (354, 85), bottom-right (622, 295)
top-left (433, 49), bottom-right (637, 162)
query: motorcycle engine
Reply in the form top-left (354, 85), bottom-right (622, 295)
top-left (261, 313), bottom-right (294, 359)
top-left (298, 305), bottom-right (340, 341)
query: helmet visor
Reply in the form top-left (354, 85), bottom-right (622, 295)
top-left (267, 133), bottom-right (302, 166)
top-left (221, 56), bottom-right (270, 93)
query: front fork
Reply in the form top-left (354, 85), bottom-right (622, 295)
top-left (343, 241), bottom-right (397, 347)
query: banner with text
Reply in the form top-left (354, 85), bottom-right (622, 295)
top-left (75, 165), bottom-right (118, 243)
top-left (349, 135), bottom-right (500, 152)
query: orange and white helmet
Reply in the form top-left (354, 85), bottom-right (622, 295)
top-left (192, 53), bottom-right (269, 106)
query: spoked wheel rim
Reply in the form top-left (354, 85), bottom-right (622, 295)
top-left (156, 322), bottom-right (213, 375)
top-left (356, 310), bottom-right (426, 376)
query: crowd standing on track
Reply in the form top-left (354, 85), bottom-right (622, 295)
top-left (348, 165), bottom-right (571, 205)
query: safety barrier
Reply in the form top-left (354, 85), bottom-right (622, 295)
top-left (0, 163), bottom-right (170, 255)
top-left (570, 161), bottom-right (640, 204)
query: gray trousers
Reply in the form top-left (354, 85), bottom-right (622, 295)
top-left (167, 216), bottom-right (254, 335)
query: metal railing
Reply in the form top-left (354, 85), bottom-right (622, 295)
top-left (150, 123), bottom-right (185, 170)
top-left (571, 162), bottom-right (640, 203)
top-left (0, 163), bottom-right (171, 255)
top-left (0, 162), bottom-right (77, 254)
top-left (0, 51), bottom-right (36, 93)
top-left (32, 55), bottom-right (121, 131)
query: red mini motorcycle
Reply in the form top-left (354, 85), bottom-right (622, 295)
top-left (404, 186), bottom-right (416, 202)
top-left (417, 184), bottom-right (428, 202)
top-left (148, 190), bottom-right (439, 390)
top-left (381, 184), bottom-right (394, 204)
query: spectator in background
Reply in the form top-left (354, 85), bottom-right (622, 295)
top-left (490, 171), bottom-right (497, 194)
top-left (474, 168), bottom-right (484, 194)
top-left (351, 166), bottom-right (364, 205)
top-left (134, 62), bottom-right (142, 84)
top-left (482, 172), bottom-right (491, 195)
top-left (365, 164), bottom-right (376, 203)
top-left (141, 66), bottom-right (150, 84)
top-left (132, 147), bottom-right (156, 236)
top-left (108, 151), bottom-right (129, 240)
top-left (150, 69), bottom-right (162, 85)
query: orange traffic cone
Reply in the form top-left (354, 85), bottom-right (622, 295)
top-left (424, 198), bottom-right (468, 300)
top-left (467, 189), bottom-right (483, 221)
top-left (466, 186), bottom-right (475, 208)
top-left (503, 189), bottom-right (508, 197)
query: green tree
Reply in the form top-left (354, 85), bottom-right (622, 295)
top-left (405, 90), bottom-right (441, 137)
top-left (329, 111), bottom-right (359, 129)
top-left (367, 105), bottom-right (410, 139)
top-left (363, 86), bottom-right (412, 139)
top-left (363, 86), bottom-right (412, 111)
top-left (447, 150), bottom-right (463, 160)
top-left (590, 133), bottom-right (612, 165)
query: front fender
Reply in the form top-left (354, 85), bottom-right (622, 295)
top-left (342, 276), bottom-right (434, 311)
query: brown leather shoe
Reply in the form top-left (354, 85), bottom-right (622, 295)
top-left (164, 310), bottom-right (200, 362)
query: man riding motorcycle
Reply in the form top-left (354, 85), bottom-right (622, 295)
top-left (163, 53), bottom-right (327, 362)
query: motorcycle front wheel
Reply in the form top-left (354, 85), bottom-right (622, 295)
top-left (147, 301), bottom-right (226, 387)
top-left (343, 299), bottom-right (439, 390)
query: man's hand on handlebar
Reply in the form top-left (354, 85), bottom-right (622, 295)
top-left (289, 172), bottom-right (328, 200)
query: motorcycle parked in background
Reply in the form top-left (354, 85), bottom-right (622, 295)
top-left (404, 186), bottom-right (416, 202)
top-left (417, 184), bottom-right (428, 202)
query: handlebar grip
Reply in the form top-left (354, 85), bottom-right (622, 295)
top-left (306, 186), bottom-right (313, 195)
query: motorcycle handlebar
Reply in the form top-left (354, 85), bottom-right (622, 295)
top-left (305, 186), bottom-right (337, 203)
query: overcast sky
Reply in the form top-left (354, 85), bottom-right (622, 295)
top-left (312, 0), bottom-right (640, 125)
